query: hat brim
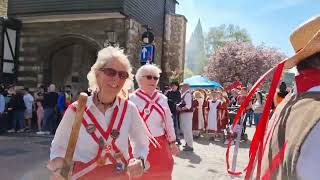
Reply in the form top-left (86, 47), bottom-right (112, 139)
top-left (284, 30), bottom-right (320, 69)
top-left (180, 82), bottom-right (189, 86)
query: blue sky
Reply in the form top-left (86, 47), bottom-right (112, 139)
top-left (176, 0), bottom-right (320, 56)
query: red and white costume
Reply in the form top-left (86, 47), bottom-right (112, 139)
top-left (129, 89), bottom-right (176, 180)
top-left (192, 97), bottom-right (205, 132)
top-left (50, 96), bottom-right (149, 180)
top-left (207, 100), bottom-right (221, 132)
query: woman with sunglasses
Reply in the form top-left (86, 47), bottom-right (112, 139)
top-left (129, 64), bottom-right (179, 180)
top-left (47, 47), bottom-right (150, 180)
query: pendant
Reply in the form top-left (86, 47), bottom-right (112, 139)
top-left (149, 100), bottom-right (155, 105)
top-left (98, 137), bottom-right (105, 147)
top-left (115, 162), bottom-right (123, 172)
top-left (144, 109), bottom-right (150, 115)
top-left (104, 144), bottom-right (112, 152)
top-left (86, 124), bottom-right (96, 134)
top-left (110, 129), bottom-right (120, 139)
top-left (97, 157), bottom-right (106, 166)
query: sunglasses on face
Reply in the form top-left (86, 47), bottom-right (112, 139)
top-left (143, 75), bottom-right (159, 81)
top-left (99, 68), bottom-right (129, 80)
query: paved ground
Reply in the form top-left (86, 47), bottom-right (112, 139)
top-left (172, 133), bottom-right (252, 180)
top-left (0, 127), bottom-right (255, 180)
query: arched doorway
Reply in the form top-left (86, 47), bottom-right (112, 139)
top-left (42, 34), bottom-right (101, 94)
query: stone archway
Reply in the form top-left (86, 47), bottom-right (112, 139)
top-left (41, 34), bottom-right (101, 93)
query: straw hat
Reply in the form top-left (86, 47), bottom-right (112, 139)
top-left (193, 91), bottom-right (204, 98)
top-left (285, 15), bottom-right (320, 69)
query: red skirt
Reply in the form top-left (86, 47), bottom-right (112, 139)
top-left (72, 161), bottom-right (129, 180)
top-left (135, 135), bottom-right (173, 180)
top-left (192, 109), bottom-right (199, 130)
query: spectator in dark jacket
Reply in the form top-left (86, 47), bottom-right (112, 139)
top-left (166, 82), bottom-right (182, 144)
top-left (39, 84), bottom-right (58, 135)
top-left (7, 89), bottom-right (26, 133)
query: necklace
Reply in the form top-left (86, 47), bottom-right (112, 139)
top-left (95, 92), bottom-right (116, 108)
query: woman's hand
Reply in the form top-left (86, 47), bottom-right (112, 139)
top-left (170, 143), bottom-right (180, 156)
top-left (47, 157), bottom-right (65, 180)
top-left (127, 158), bottom-right (144, 178)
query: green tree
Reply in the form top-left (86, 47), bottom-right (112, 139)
top-left (205, 24), bottom-right (251, 56)
top-left (281, 71), bottom-right (295, 87)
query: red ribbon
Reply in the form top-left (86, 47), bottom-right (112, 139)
top-left (226, 60), bottom-right (286, 179)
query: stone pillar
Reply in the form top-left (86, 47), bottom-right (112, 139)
top-left (163, 14), bottom-right (187, 83)
top-left (0, 0), bottom-right (7, 16)
top-left (124, 18), bottom-right (143, 73)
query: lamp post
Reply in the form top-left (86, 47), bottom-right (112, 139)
top-left (141, 25), bottom-right (154, 44)
top-left (103, 31), bottom-right (119, 47)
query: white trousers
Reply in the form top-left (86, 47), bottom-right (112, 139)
top-left (180, 112), bottom-right (194, 147)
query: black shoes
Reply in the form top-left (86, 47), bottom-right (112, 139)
top-left (182, 146), bottom-right (194, 152)
top-left (176, 140), bottom-right (182, 145)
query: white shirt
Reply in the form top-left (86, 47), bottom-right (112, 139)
top-left (50, 96), bottom-right (149, 163)
top-left (297, 85), bottom-right (320, 180)
top-left (181, 90), bottom-right (192, 110)
top-left (129, 90), bottom-right (176, 143)
top-left (23, 93), bottom-right (34, 110)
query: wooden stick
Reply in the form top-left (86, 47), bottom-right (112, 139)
top-left (61, 92), bottom-right (88, 179)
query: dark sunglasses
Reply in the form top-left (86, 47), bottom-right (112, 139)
top-left (143, 75), bottom-right (159, 81)
top-left (99, 68), bottom-right (129, 80)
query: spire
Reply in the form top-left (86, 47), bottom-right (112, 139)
top-left (190, 18), bottom-right (204, 42)
top-left (195, 18), bottom-right (202, 34)
top-left (186, 18), bottom-right (206, 73)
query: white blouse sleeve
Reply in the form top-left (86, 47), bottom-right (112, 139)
top-left (128, 103), bottom-right (150, 160)
top-left (297, 122), bottom-right (320, 180)
top-left (50, 106), bottom-right (75, 160)
top-left (162, 96), bottom-right (176, 143)
top-left (184, 92), bottom-right (192, 109)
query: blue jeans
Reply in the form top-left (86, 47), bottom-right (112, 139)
top-left (246, 109), bottom-right (254, 125)
top-left (254, 113), bottom-right (262, 126)
top-left (43, 108), bottom-right (55, 132)
top-left (242, 109), bottom-right (254, 136)
top-left (13, 110), bottom-right (25, 130)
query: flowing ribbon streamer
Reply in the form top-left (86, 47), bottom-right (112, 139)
top-left (226, 60), bottom-right (286, 179)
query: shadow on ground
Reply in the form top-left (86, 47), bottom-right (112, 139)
top-left (177, 151), bottom-right (202, 164)
top-left (194, 136), bottom-right (252, 149)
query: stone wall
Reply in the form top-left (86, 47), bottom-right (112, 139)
top-left (18, 18), bottom-right (126, 87)
top-left (0, 0), bottom-right (8, 16)
top-left (18, 17), bottom-right (166, 89)
top-left (124, 18), bottom-right (163, 75)
top-left (124, 18), bottom-right (143, 73)
top-left (163, 14), bottom-right (187, 82)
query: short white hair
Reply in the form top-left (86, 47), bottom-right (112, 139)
top-left (87, 46), bottom-right (133, 92)
top-left (48, 84), bottom-right (56, 92)
top-left (135, 64), bottom-right (162, 87)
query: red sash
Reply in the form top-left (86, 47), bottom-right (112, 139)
top-left (69, 97), bottom-right (129, 179)
top-left (134, 89), bottom-right (173, 143)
